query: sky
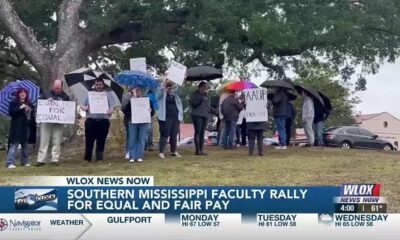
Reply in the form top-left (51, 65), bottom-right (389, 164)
top-left (354, 62), bottom-right (400, 119)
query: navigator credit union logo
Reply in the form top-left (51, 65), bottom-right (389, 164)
top-left (0, 218), bottom-right (8, 231)
top-left (15, 188), bottom-right (58, 211)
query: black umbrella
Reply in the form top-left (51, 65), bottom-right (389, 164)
top-left (186, 66), bottom-right (223, 81)
top-left (318, 91), bottom-right (332, 111)
top-left (260, 80), bottom-right (294, 90)
top-left (267, 90), bottom-right (297, 101)
top-left (65, 67), bottom-right (123, 105)
top-left (294, 84), bottom-right (324, 106)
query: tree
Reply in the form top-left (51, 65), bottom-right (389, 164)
top-left (1, 0), bottom-right (400, 91)
top-left (293, 63), bottom-right (359, 127)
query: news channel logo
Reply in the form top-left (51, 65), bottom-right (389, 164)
top-left (15, 188), bottom-right (58, 211)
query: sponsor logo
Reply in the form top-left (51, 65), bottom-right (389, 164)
top-left (0, 218), bottom-right (8, 231)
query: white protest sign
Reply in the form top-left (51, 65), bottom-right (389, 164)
top-left (244, 88), bottom-right (268, 122)
top-left (167, 60), bottom-right (186, 86)
top-left (237, 110), bottom-right (246, 125)
top-left (131, 97), bottom-right (151, 124)
top-left (129, 57), bottom-right (147, 72)
top-left (36, 100), bottom-right (76, 124)
top-left (88, 92), bottom-right (109, 114)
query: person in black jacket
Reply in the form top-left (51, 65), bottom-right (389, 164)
top-left (6, 88), bottom-right (35, 168)
top-left (272, 87), bottom-right (289, 150)
top-left (221, 90), bottom-right (244, 149)
top-left (190, 81), bottom-right (211, 155)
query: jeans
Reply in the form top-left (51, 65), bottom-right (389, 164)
top-left (159, 118), bottom-right (180, 153)
top-left (274, 117), bottom-right (286, 146)
top-left (192, 116), bottom-right (208, 153)
top-left (303, 118), bottom-right (315, 145)
top-left (37, 123), bottom-right (64, 163)
top-left (84, 118), bottom-right (110, 161)
top-left (128, 123), bottom-right (149, 160)
top-left (223, 120), bottom-right (237, 149)
top-left (218, 124), bottom-right (225, 146)
top-left (313, 121), bottom-right (325, 146)
top-left (6, 143), bottom-right (29, 166)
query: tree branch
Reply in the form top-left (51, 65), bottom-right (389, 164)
top-left (56, 0), bottom-right (83, 52)
top-left (0, 0), bottom-right (49, 71)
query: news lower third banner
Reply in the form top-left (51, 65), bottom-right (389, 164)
top-left (0, 177), bottom-right (399, 240)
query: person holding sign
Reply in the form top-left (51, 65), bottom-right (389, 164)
top-left (6, 88), bottom-right (35, 168)
top-left (122, 88), bottom-right (151, 163)
top-left (36, 79), bottom-right (70, 166)
top-left (156, 78), bottom-right (184, 159)
top-left (221, 90), bottom-right (244, 149)
top-left (80, 79), bottom-right (116, 162)
top-left (190, 81), bottom-right (212, 155)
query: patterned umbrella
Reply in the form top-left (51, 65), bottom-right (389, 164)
top-left (225, 81), bottom-right (258, 91)
top-left (65, 68), bottom-right (123, 106)
top-left (0, 80), bottom-right (40, 117)
top-left (115, 70), bottom-right (160, 89)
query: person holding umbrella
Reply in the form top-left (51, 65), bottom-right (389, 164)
top-left (36, 79), bottom-right (70, 166)
top-left (301, 90), bottom-right (315, 146)
top-left (313, 91), bottom-right (332, 146)
top-left (190, 81), bottom-right (212, 155)
top-left (272, 87), bottom-right (289, 150)
top-left (156, 78), bottom-right (184, 159)
top-left (5, 88), bottom-right (35, 168)
top-left (123, 88), bottom-right (152, 163)
top-left (80, 78), bottom-right (117, 162)
top-left (221, 90), bottom-right (245, 149)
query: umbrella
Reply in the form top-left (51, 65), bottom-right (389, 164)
top-left (260, 80), bottom-right (294, 90)
top-left (267, 90), bottom-right (297, 101)
top-left (294, 84), bottom-right (324, 106)
top-left (318, 91), bottom-right (332, 111)
top-left (216, 80), bottom-right (236, 93)
top-left (115, 70), bottom-right (160, 89)
top-left (186, 66), bottom-right (223, 81)
top-left (225, 81), bottom-right (258, 91)
top-left (0, 80), bottom-right (40, 117)
top-left (65, 68), bottom-right (123, 106)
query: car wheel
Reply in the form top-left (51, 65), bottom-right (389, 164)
top-left (339, 141), bottom-right (351, 149)
top-left (383, 144), bottom-right (392, 151)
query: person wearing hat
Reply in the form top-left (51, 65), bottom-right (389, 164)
top-left (156, 78), bottom-right (184, 159)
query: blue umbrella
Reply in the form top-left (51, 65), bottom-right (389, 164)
top-left (0, 80), bottom-right (40, 117)
top-left (115, 70), bottom-right (160, 89)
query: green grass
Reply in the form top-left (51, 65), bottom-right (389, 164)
top-left (1, 144), bottom-right (399, 212)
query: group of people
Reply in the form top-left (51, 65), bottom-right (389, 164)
top-left (5, 76), bottom-right (329, 168)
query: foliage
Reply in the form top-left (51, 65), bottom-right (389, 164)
top-left (293, 63), bottom-right (359, 127)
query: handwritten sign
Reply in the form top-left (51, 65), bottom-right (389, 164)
top-left (167, 60), bottom-right (187, 86)
top-left (88, 92), bottom-right (109, 114)
top-left (129, 57), bottom-right (147, 72)
top-left (244, 88), bottom-right (268, 122)
top-left (131, 97), bottom-right (151, 124)
top-left (237, 110), bottom-right (246, 125)
top-left (36, 100), bottom-right (76, 124)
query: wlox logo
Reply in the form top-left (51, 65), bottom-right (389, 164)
top-left (340, 184), bottom-right (381, 196)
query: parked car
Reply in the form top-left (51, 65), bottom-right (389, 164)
top-left (323, 126), bottom-right (395, 151)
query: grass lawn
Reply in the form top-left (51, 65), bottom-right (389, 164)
top-left (1, 144), bottom-right (399, 212)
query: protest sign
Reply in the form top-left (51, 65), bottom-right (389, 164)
top-left (167, 60), bottom-right (186, 86)
top-left (88, 92), bottom-right (109, 114)
top-left (237, 110), bottom-right (246, 125)
top-left (129, 57), bottom-right (147, 72)
top-left (244, 88), bottom-right (268, 122)
top-left (36, 100), bottom-right (76, 124)
top-left (131, 97), bottom-right (151, 124)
